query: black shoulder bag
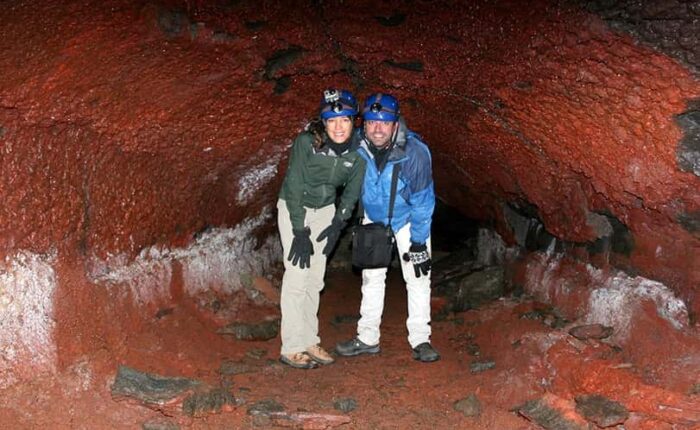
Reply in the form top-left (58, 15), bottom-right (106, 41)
top-left (352, 164), bottom-right (401, 269)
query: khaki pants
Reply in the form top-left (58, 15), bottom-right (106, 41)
top-left (277, 199), bottom-right (335, 355)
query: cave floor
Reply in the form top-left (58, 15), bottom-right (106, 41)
top-left (1, 269), bottom-right (698, 429)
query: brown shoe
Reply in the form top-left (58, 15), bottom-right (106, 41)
top-left (279, 352), bottom-right (318, 369)
top-left (306, 344), bottom-right (335, 365)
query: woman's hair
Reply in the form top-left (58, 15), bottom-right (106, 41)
top-left (307, 118), bottom-right (328, 150)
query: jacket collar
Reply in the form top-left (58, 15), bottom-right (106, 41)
top-left (315, 132), bottom-right (359, 156)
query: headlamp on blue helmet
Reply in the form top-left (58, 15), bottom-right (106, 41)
top-left (362, 93), bottom-right (399, 122)
top-left (320, 89), bottom-right (358, 119)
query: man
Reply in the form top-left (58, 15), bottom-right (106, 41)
top-left (336, 93), bottom-right (439, 362)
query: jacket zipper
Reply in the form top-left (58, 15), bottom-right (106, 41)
top-left (321, 157), bottom-right (338, 202)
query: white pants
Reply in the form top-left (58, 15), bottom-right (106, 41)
top-left (277, 199), bottom-right (335, 355)
top-left (357, 222), bottom-right (432, 349)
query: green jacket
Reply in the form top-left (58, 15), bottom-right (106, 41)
top-left (279, 131), bottom-right (366, 231)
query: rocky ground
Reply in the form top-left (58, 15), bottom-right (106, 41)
top-left (1, 208), bottom-right (699, 429)
top-left (1, 250), bottom-right (699, 429)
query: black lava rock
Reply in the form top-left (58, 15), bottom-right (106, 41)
top-left (575, 394), bottom-right (629, 427)
top-left (333, 397), bottom-right (358, 413)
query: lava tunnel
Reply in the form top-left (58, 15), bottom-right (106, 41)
top-left (1, 0), bottom-right (699, 428)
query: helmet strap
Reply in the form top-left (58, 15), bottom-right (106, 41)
top-left (391, 120), bottom-right (399, 144)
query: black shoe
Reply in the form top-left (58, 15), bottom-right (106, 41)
top-left (335, 337), bottom-right (380, 356)
top-left (412, 342), bottom-right (440, 362)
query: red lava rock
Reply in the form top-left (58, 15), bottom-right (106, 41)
top-left (1, 269), bottom-right (697, 429)
top-left (623, 413), bottom-right (676, 430)
top-left (1, 0), bottom-right (699, 428)
top-left (546, 339), bottom-right (700, 427)
top-left (0, 0), bottom-right (697, 315)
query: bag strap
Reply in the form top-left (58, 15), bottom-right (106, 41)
top-left (358, 162), bottom-right (401, 224)
top-left (387, 163), bottom-right (401, 224)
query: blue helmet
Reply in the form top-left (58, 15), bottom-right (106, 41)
top-left (362, 93), bottom-right (399, 122)
top-left (319, 89), bottom-right (358, 119)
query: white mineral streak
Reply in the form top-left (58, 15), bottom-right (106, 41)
top-left (175, 207), bottom-right (280, 297)
top-left (1, 207), bottom-right (282, 389)
top-left (586, 266), bottom-right (688, 332)
top-left (0, 251), bottom-right (58, 389)
top-left (525, 252), bottom-right (688, 341)
top-left (88, 246), bottom-right (173, 306)
top-left (476, 228), bottom-right (507, 266)
top-left (236, 154), bottom-right (281, 205)
top-left (88, 206), bottom-right (281, 302)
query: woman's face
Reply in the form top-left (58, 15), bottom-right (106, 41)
top-left (324, 116), bottom-right (353, 144)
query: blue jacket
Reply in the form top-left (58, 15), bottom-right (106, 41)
top-left (357, 118), bottom-right (435, 245)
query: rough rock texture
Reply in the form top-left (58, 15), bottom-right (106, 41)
top-left (0, 267), bottom-right (696, 428)
top-left (518, 393), bottom-right (591, 430)
top-left (521, 252), bottom-right (689, 341)
top-left (328, 0), bottom-right (699, 316)
top-left (517, 250), bottom-right (700, 394)
top-left (453, 393), bottom-right (482, 418)
top-left (0, 252), bottom-right (57, 389)
top-left (216, 318), bottom-right (280, 341)
top-left (580, 0), bottom-right (700, 76)
top-left (110, 365), bottom-right (202, 415)
top-left (1, 0), bottom-right (699, 390)
top-left (320, 1), bottom-right (700, 312)
top-left (434, 266), bottom-right (505, 314)
top-left (575, 394), bottom-right (629, 428)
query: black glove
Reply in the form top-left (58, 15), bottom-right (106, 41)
top-left (288, 227), bottom-right (314, 269)
top-left (402, 242), bottom-right (431, 278)
top-left (316, 216), bottom-right (347, 256)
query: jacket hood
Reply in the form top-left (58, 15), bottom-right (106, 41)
top-left (388, 116), bottom-right (408, 161)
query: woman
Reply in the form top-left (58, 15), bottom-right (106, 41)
top-left (277, 89), bottom-right (366, 369)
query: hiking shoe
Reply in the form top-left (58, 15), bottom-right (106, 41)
top-left (335, 337), bottom-right (380, 357)
top-left (279, 352), bottom-right (318, 369)
top-left (306, 344), bottom-right (335, 365)
top-left (412, 342), bottom-right (440, 362)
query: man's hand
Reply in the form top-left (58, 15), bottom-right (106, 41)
top-left (316, 216), bottom-right (347, 256)
top-left (288, 227), bottom-right (314, 269)
top-left (402, 242), bottom-right (431, 278)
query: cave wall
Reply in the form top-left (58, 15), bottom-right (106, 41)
top-left (0, 0), bottom-right (698, 385)
top-left (0, 0), bottom-right (318, 385)
top-left (0, 1), bottom-right (309, 259)
top-left (316, 0), bottom-right (700, 313)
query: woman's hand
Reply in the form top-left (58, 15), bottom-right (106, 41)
top-left (288, 227), bottom-right (314, 269)
top-left (316, 216), bottom-right (347, 256)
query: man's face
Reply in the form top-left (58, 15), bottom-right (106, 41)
top-left (364, 120), bottom-right (397, 149)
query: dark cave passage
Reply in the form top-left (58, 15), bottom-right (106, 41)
top-left (0, 0), bottom-right (699, 428)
